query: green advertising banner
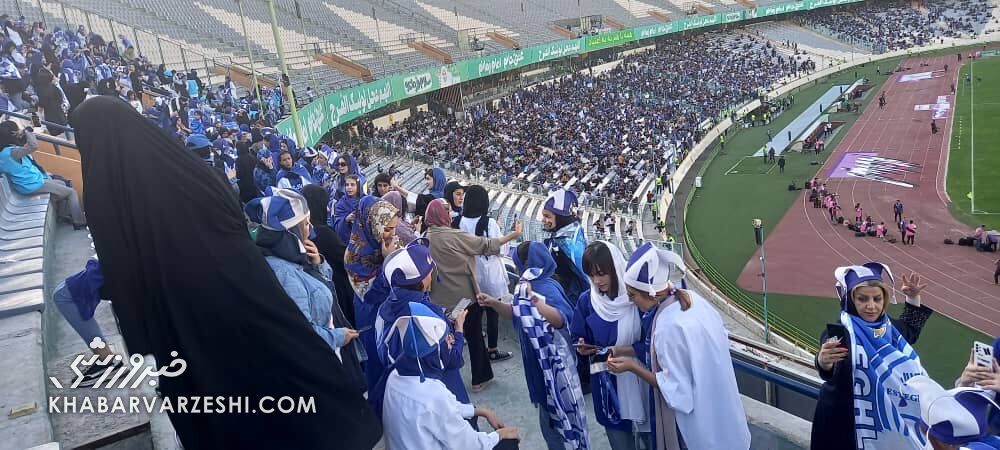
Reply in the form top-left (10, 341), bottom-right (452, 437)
top-left (279, 0), bottom-right (864, 146)
top-left (585, 30), bottom-right (636, 50)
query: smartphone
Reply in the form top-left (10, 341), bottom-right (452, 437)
top-left (825, 323), bottom-right (849, 349)
top-left (450, 298), bottom-right (473, 321)
top-left (589, 347), bottom-right (611, 374)
top-left (974, 341), bottom-right (994, 369)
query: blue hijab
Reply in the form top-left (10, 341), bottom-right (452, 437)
top-left (276, 164), bottom-right (312, 191)
top-left (334, 154), bottom-right (366, 199)
top-left (513, 241), bottom-right (568, 303)
top-left (428, 167), bottom-right (447, 198)
top-left (332, 192), bottom-right (361, 241)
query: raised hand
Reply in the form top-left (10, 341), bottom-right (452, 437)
top-left (899, 273), bottom-right (927, 298)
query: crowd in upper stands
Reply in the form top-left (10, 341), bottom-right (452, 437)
top-left (374, 33), bottom-right (810, 205)
top-left (0, 13), bottom-right (287, 140)
top-left (801, 0), bottom-right (994, 52)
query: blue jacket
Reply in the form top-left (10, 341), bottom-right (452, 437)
top-left (0, 145), bottom-right (46, 194)
top-left (264, 256), bottom-right (346, 350)
top-left (253, 165), bottom-right (276, 195)
top-left (545, 221), bottom-right (589, 304)
top-left (572, 290), bottom-right (634, 431)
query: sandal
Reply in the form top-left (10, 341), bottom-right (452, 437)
top-left (470, 379), bottom-right (493, 393)
top-left (489, 349), bottom-right (513, 362)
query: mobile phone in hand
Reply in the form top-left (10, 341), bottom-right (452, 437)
top-left (450, 298), bottom-right (473, 321)
top-left (825, 323), bottom-right (848, 349)
top-left (589, 347), bottom-right (611, 374)
top-left (974, 341), bottom-right (994, 369)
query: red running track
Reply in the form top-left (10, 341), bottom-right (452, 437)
top-left (736, 55), bottom-right (1000, 336)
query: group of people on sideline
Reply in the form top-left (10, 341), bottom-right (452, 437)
top-left (809, 180), bottom-right (918, 245)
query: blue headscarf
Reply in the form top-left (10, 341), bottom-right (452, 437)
top-left (428, 167), bottom-right (447, 198)
top-left (276, 164), bottom-right (313, 191)
top-left (513, 241), bottom-right (569, 303)
top-left (344, 196), bottom-right (398, 281)
top-left (60, 58), bottom-right (81, 84)
top-left (334, 154), bottom-right (366, 199)
top-left (332, 190), bottom-right (361, 241)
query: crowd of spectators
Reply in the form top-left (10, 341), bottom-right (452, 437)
top-left (374, 33), bottom-right (808, 206)
top-left (0, 14), bottom-right (287, 141)
top-left (801, 0), bottom-right (995, 53)
top-left (926, 0), bottom-right (996, 36)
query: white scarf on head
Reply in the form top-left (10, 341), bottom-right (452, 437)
top-left (590, 240), bottom-right (647, 429)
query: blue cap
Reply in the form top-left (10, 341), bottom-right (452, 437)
top-left (400, 302), bottom-right (448, 359)
top-left (185, 133), bottom-right (211, 150)
top-left (834, 262), bottom-right (894, 304)
top-left (544, 188), bottom-right (578, 217)
top-left (384, 239), bottom-right (435, 287)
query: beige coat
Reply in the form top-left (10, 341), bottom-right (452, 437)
top-left (426, 226), bottom-right (503, 311)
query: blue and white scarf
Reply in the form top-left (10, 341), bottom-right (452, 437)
top-left (0, 56), bottom-right (20, 80)
top-left (843, 310), bottom-right (926, 449)
top-left (513, 271), bottom-right (590, 450)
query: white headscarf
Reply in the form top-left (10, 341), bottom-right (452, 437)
top-left (590, 240), bottom-right (647, 428)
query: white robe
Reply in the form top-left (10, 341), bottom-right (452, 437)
top-left (652, 293), bottom-right (751, 449)
top-left (383, 371), bottom-right (500, 450)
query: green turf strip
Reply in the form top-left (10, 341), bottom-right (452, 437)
top-left (946, 56), bottom-right (1000, 229)
top-left (685, 49), bottom-right (990, 382)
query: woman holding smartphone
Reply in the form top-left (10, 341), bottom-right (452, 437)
top-left (811, 263), bottom-right (932, 450)
top-left (572, 241), bottom-right (649, 450)
top-left (424, 198), bottom-right (522, 393)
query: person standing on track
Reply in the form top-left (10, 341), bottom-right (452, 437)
top-left (879, 92), bottom-right (886, 110)
top-left (893, 200), bottom-right (903, 224)
top-left (778, 155), bottom-right (786, 173)
top-left (994, 258), bottom-right (1000, 285)
top-left (854, 203), bottom-right (863, 227)
top-left (829, 201), bottom-right (842, 223)
top-left (904, 220), bottom-right (917, 246)
top-left (931, 119), bottom-right (938, 135)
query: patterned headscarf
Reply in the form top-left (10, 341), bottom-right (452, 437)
top-left (424, 198), bottom-right (451, 228)
top-left (345, 196), bottom-right (398, 283)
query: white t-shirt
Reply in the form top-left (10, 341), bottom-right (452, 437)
top-left (458, 216), bottom-right (509, 297)
top-left (383, 371), bottom-right (499, 450)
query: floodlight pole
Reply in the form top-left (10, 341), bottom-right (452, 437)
top-left (753, 218), bottom-right (769, 344)
top-left (266, 0), bottom-right (305, 145)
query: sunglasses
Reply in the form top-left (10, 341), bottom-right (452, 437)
top-left (338, 162), bottom-right (348, 166)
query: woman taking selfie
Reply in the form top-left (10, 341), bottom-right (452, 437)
top-left (812, 263), bottom-right (932, 450)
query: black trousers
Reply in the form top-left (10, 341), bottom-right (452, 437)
top-left (494, 439), bottom-right (519, 450)
top-left (485, 307), bottom-right (500, 349)
top-left (894, 212), bottom-right (902, 223)
top-left (464, 302), bottom-right (494, 385)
